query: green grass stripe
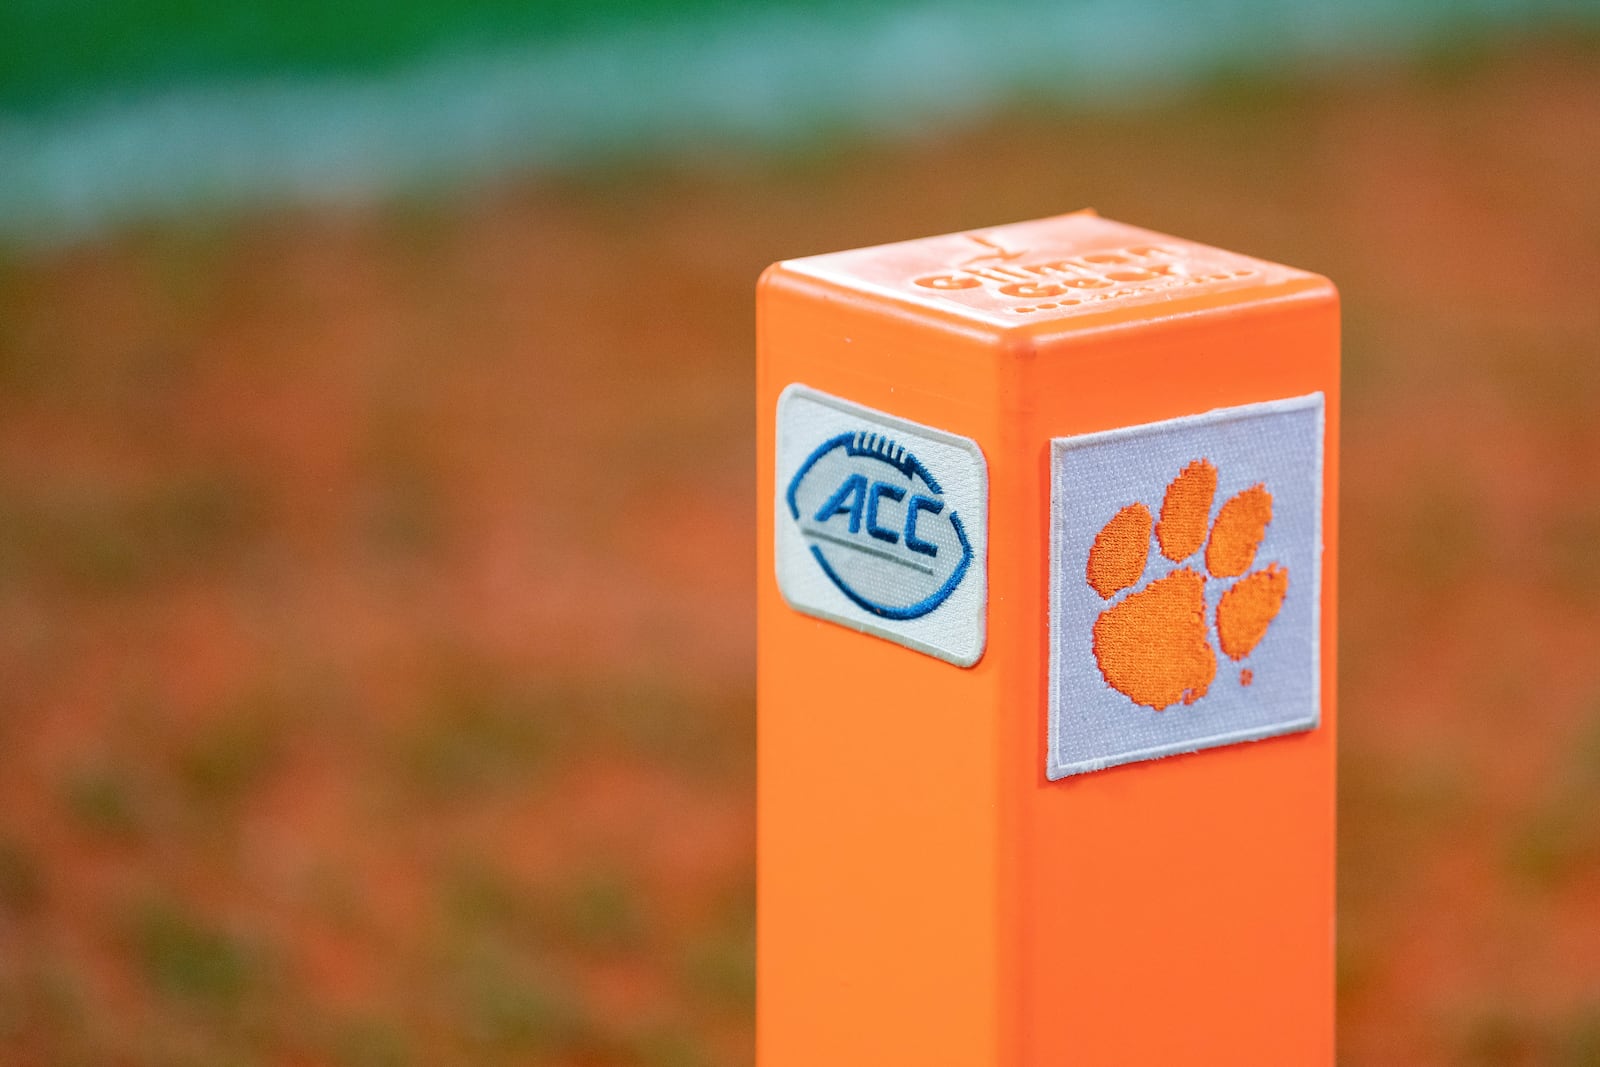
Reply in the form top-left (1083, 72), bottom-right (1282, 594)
top-left (1, 0), bottom-right (1595, 243)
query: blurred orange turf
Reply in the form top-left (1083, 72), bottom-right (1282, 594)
top-left (0, 34), bottom-right (1598, 1067)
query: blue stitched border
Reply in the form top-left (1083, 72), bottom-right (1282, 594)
top-left (807, 511), bottom-right (972, 620)
top-left (785, 431), bottom-right (944, 520)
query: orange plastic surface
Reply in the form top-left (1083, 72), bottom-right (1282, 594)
top-left (757, 212), bottom-right (1338, 1065)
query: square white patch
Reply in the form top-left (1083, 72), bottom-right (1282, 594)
top-left (1048, 394), bottom-right (1324, 778)
top-left (775, 384), bottom-right (988, 667)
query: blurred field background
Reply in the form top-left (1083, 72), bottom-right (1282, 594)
top-left (2, 1), bottom-right (1600, 1064)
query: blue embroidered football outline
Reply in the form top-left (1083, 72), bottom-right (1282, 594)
top-left (786, 431), bottom-right (973, 620)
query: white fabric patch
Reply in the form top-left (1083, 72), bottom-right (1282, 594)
top-left (1048, 394), bottom-right (1324, 779)
top-left (775, 384), bottom-right (988, 667)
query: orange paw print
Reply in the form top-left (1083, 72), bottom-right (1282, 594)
top-left (1086, 459), bottom-right (1288, 710)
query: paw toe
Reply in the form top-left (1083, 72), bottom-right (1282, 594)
top-left (1087, 503), bottom-right (1152, 598)
top-left (1156, 458), bottom-right (1217, 562)
top-left (1216, 563), bottom-right (1289, 660)
top-left (1206, 484), bottom-right (1273, 578)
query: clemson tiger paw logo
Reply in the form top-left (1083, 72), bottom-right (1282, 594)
top-left (1086, 459), bottom-right (1288, 711)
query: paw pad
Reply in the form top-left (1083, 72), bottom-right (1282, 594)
top-left (1086, 459), bottom-right (1288, 710)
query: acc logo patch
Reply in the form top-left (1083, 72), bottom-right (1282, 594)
top-left (1048, 394), bottom-right (1324, 779)
top-left (775, 384), bottom-right (987, 666)
top-left (786, 432), bottom-right (973, 619)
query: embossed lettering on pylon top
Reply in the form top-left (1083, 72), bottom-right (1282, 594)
top-left (781, 213), bottom-right (1319, 329)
